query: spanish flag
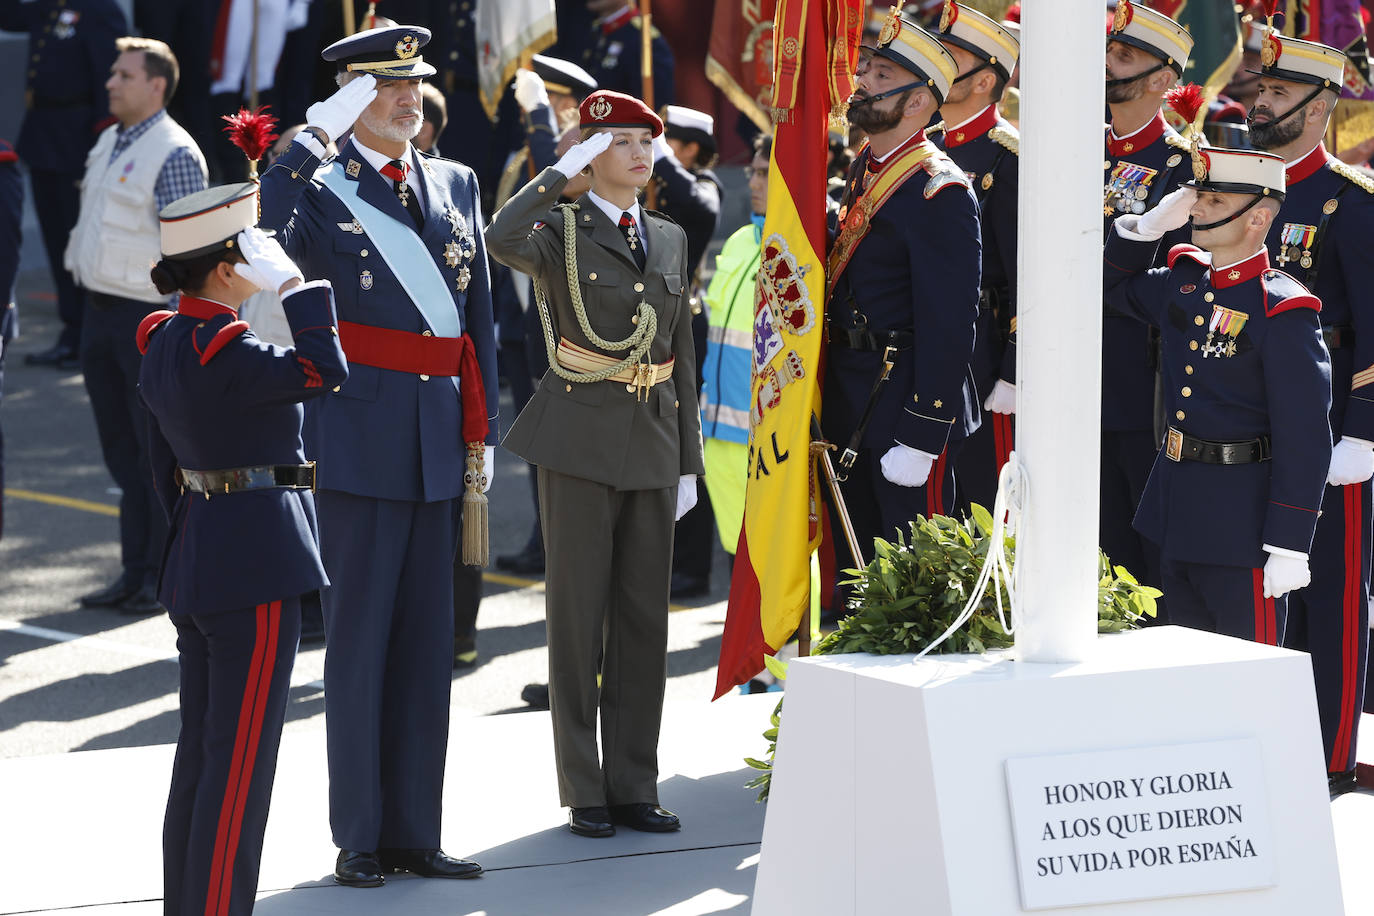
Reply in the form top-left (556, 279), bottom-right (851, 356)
top-left (713, 0), bottom-right (863, 700)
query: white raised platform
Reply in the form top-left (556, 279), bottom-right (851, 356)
top-left (753, 627), bottom-right (1348, 915)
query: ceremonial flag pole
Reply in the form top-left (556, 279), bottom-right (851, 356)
top-left (474, 0), bottom-right (557, 123)
top-left (713, 0), bottom-right (862, 699)
top-left (640, 0), bottom-right (657, 209)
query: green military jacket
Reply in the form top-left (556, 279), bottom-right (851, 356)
top-left (486, 166), bottom-right (705, 490)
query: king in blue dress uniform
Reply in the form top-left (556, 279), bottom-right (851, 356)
top-left (1104, 149), bottom-right (1332, 650)
top-left (824, 9), bottom-right (981, 560)
top-left (1246, 29), bottom-right (1374, 796)
top-left (138, 183), bottom-right (347, 916)
top-left (258, 26), bottom-right (497, 886)
top-left (933, 0), bottom-right (1020, 516)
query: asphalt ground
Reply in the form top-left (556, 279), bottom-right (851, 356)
top-left (0, 265), bottom-right (737, 759)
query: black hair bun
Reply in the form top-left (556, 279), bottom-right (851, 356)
top-left (150, 258), bottom-right (190, 296)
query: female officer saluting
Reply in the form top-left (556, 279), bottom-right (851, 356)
top-left (137, 181), bottom-right (346, 915)
top-left (486, 90), bottom-right (704, 839)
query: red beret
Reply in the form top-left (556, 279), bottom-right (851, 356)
top-left (579, 90), bottom-right (664, 137)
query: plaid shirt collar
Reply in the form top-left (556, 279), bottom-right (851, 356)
top-left (110, 109), bottom-right (167, 160)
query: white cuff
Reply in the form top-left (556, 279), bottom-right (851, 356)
top-left (1113, 216), bottom-right (1157, 242)
top-left (280, 278), bottom-right (332, 301)
top-left (1262, 544), bottom-right (1307, 560)
top-left (1340, 436), bottom-right (1374, 449)
top-left (294, 132), bottom-right (326, 160)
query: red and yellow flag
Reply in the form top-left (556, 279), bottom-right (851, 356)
top-left (713, 0), bottom-right (862, 700)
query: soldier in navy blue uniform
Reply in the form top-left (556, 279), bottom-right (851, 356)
top-left (654, 105), bottom-right (722, 597)
top-left (933, 1), bottom-right (1020, 516)
top-left (1104, 149), bottom-right (1331, 648)
top-left (1100, 0), bottom-right (1195, 600)
top-left (580, 0), bottom-right (674, 108)
top-left (0, 138), bottom-right (20, 540)
top-left (0, 0), bottom-right (125, 367)
top-left (137, 185), bottom-right (347, 916)
top-left (1245, 31), bottom-right (1374, 797)
top-left (824, 9), bottom-right (981, 557)
top-left (259, 26), bottom-right (496, 887)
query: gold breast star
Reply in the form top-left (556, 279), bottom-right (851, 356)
top-left (933, 399), bottom-right (943, 409)
top-left (444, 241), bottom-right (461, 268)
top-left (1224, 339), bottom-right (1237, 357)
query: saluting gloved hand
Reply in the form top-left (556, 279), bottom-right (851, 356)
top-left (1327, 436), bottom-right (1374, 486)
top-left (1132, 186), bottom-right (1198, 240)
top-left (1262, 545), bottom-right (1311, 599)
top-left (984, 379), bottom-right (1016, 415)
top-left (880, 444), bottom-right (937, 488)
top-left (652, 133), bottom-right (675, 165)
top-left (234, 227), bottom-right (304, 295)
top-left (482, 446), bottom-right (494, 494)
top-left (552, 130), bottom-right (613, 179)
top-left (675, 474), bottom-right (698, 521)
top-left (305, 74), bottom-right (377, 145)
top-left (513, 68), bottom-right (550, 113)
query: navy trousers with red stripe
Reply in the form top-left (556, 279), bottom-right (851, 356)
top-left (1159, 558), bottom-right (1285, 646)
top-left (164, 598), bottom-right (300, 916)
top-left (1285, 480), bottom-right (1371, 775)
top-left (829, 444), bottom-right (960, 570)
top-left (956, 411), bottom-right (1014, 517)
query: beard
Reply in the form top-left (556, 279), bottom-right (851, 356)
top-left (1247, 106), bottom-right (1304, 150)
top-left (359, 107), bottom-right (424, 143)
top-left (1104, 72), bottom-right (1146, 105)
top-left (847, 92), bottom-right (908, 135)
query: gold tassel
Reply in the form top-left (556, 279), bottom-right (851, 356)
top-left (461, 443), bottom-right (489, 567)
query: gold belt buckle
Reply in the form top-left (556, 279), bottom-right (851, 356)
top-left (634, 362), bottom-right (653, 402)
top-left (1165, 428), bottom-right (1184, 462)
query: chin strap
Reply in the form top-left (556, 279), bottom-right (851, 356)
top-left (1105, 61), bottom-right (1166, 90)
top-left (1192, 193), bottom-right (1265, 231)
top-left (1247, 84), bottom-right (1325, 136)
top-left (852, 80), bottom-right (924, 106)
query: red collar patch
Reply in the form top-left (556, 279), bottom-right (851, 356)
top-left (1285, 143), bottom-right (1329, 187)
top-left (177, 296), bottom-right (237, 321)
top-left (944, 105), bottom-right (998, 148)
top-left (1210, 248), bottom-right (1270, 289)
top-left (1106, 111), bottom-right (1165, 158)
top-left (867, 129), bottom-right (927, 175)
top-left (599, 5), bottom-right (636, 35)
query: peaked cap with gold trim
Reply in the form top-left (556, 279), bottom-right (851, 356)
top-left (1255, 32), bottom-right (1346, 90)
top-left (1108, 0), bottom-right (1193, 76)
top-left (935, 1), bottom-right (1019, 82)
top-left (869, 6), bottom-right (959, 105)
top-left (323, 25), bottom-right (436, 79)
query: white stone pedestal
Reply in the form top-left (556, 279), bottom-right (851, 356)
top-left (751, 627), bottom-right (1342, 915)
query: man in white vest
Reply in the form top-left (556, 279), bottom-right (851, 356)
top-left (66, 36), bottom-right (207, 614)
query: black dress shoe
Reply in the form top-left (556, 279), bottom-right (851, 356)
top-left (521, 682), bottom-right (550, 709)
top-left (669, 572), bottom-right (709, 599)
top-left (118, 584), bottom-right (163, 615)
top-left (378, 848), bottom-right (483, 878)
top-left (79, 573), bottom-right (138, 608)
top-left (1329, 769), bottom-right (1358, 799)
top-left (496, 547), bottom-right (545, 575)
top-left (610, 803), bottom-right (680, 832)
top-left (334, 849), bottom-right (384, 887)
top-left (569, 806), bottom-right (615, 837)
top-left (24, 342), bottom-right (79, 369)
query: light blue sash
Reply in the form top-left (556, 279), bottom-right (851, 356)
top-left (318, 164), bottom-right (460, 338)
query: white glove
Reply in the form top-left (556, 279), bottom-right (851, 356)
top-left (1133, 186), bottom-right (1198, 240)
top-left (305, 74), bottom-right (377, 145)
top-left (652, 133), bottom-right (675, 165)
top-left (482, 445), bottom-right (494, 494)
top-left (1327, 436), bottom-right (1374, 486)
top-left (513, 68), bottom-right (550, 113)
top-left (675, 474), bottom-right (698, 521)
top-left (1262, 546), bottom-right (1311, 599)
top-left (234, 227), bottom-right (303, 294)
top-left (880, 444), bottom-right (937, 488)
top-left (552, 131), bottom-right (613, 179)
top-left (984, 379), bottom-right (1016, 415)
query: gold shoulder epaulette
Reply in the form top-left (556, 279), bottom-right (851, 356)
top-left (927, 120), bottom-right (946, 136)
top-left (628, 15), bottom-right (662, 39)
top-left (1329, 159), bottom-right (1374, 194)
top-left (989, 125), bottom-right (1019, 155)
top-left (1164, 133), bottom-right (1191, 151)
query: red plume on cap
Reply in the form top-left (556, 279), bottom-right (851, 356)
top-left (222, 106), bottom-right (280, 179)
top-left (1260, 0), bottom-right (1280, 18)
top-left (1164, 83), bottom-right (1205, 128)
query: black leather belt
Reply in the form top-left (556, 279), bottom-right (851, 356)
top-left (1164, 428), bottom-right (1270, 464)
top-left (178, 463), bottom-right (316, 497)
top-left (827, 325), bottom-right (913, 352)
top-left (1323, 324), bottom-right (1353, 351)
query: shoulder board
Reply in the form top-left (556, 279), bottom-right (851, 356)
top-left (628, 15), bottom-right (662, 38)
top-left (1328, 160), bottom-right (1374, 194)
top-left (1261, 269), bottom-right (1321, 317)
top-left (989, 125), bottom-right (1019, 155)
top-left (135, 310), bottom-right (176, 355)
top-left (644, 208), bottom-right (679, 226)
top-left (1164, 134), bottom-right (1191, 151)
top-left (920, 152), bottom-right (971, 199)
top-left (1166, 244), bottom-right (1207, 269)
top-left (193, 320), bottom-right (251, 366)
